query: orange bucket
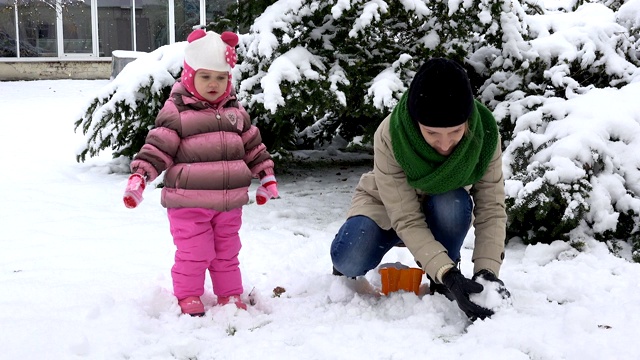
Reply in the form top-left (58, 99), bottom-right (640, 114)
top-left (379, 267), bottom-right (424, 295)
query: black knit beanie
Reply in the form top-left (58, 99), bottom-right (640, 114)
top-left (407, 58), bottom-right (474, 127)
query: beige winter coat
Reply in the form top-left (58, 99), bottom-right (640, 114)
top-left (346, 115), bottom-right (507, 280)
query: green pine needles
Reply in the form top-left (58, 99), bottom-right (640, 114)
top-left (73, 0), bottom-right (640, 262)
top-left (74, 77), bottom-right (173, 162)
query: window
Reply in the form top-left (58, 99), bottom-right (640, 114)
top-left (62, 0), bottom-right (92, 54)
top-left (0, 0), bottom-right (18, 56)
top-left (135, 0), bottom-right (169, 52)
top-left (174, 0), bottom-right (198, 42)
top-left (0, 0), bottom-right (234, 59)
top-left (98, 0), bottom-right (133, 57)
top-left (206, 0), bottom-right (232, 21)
top-left (17, 0), bottom-right (58, 57)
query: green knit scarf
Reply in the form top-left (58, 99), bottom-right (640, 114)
top-left (389, 92), bottom-right (498, 194)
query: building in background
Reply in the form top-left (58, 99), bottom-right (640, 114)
top-left (0, 0), bottom-right (234, 79)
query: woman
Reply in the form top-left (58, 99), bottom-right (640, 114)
top-left (330, 58), bottom-right (508, 320)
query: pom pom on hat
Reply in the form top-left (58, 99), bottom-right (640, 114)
top-left (187, 29), bottom-right (207, 43)
top-left (220, 32), bottom-right (239, 47)
top-left (183, 30), bottom-right (239, 73)
top-left (407, 58), bottom-right (474, 128)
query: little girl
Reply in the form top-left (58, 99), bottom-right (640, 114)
top-left (122, 29), bottom-right (278, 316)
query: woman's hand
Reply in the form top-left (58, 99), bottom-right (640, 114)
top-left (442, 268), bottom-right (494, 321)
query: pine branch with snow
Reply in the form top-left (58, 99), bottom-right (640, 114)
top-left (494, 1), bottom-right (640, 254)
top-left (70, 0), bottom-right (640, 261)
top-left (235, 0), bottom-right (507, 151)
top-left (74, 44), bottom-right (184, 162)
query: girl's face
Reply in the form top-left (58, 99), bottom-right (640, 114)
top-left (418, 123), bottom-right (466, 156)
top-left (194, 69), bottom-right (229, 102)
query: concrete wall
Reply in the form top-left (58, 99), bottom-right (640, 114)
top-left (0, 60), bottom-right (111, 81)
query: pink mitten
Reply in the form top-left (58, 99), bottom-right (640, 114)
top-left (256, 186), bottom-right (270, 205)
top-left (256, 175), bottom-right (278, 205)
top-left (123, 173), bottom-right (146, 209)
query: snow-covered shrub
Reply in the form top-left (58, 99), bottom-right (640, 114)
top-left (73, 0), bottom-right (269, 162)
top-left (237, 0), bottom-right (520, 151)
top-left (488, 1), bottom-right (640, 255)
top-left (485, 2), bottom-right (640, 135)
top-left (74, 44), bottom-right (184, 162)
top-left (71, 0), bottom-right (640, 260)
top-left (502, 86), bottom-right (640, 253)
top-left (74, 0), bottom-right (519, 155)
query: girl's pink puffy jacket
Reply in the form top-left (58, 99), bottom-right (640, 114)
top-left (130, 82), bottom-right (274, 211)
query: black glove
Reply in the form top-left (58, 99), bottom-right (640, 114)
top-left (472, 269), bottom-right (511, 299)
top-left (442, 268), bottom-right (494, 321)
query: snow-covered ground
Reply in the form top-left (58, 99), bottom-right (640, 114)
top-left (1, 80), bottom-right (639, 360)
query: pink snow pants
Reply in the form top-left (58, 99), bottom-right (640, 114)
top-left (167, 207), bottom-right (243, 300)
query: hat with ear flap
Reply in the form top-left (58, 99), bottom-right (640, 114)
top-left (183, 29), bottom-right (238, 72)
top-left (407, 58), bottom-right (474, 128)
top-left (181, 29), bottom-right (239, 101)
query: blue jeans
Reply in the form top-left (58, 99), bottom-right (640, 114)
top-left (330, 188), bottom-right (472, 277)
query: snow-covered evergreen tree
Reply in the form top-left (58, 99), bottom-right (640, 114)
top-left (237, 0), bottom-right (526, 150)
top-left (73, 0), bottom-right (640, 261)
top-left (487, 0), bottom-right (640, 255)
top-left (74, 44), bottom-right (184, 162)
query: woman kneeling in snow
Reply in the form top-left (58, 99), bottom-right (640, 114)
top-left (330, 58), bottom-right (510, 321)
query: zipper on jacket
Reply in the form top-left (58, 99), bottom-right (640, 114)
top-left (216, 109), bottom-right (228, 163)
top-left (217, 109), bottom-right (229, 211)
top-left (216, 109), bottom-right (227, 159)
top-left (223, 160), bottom-right (229, 210)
